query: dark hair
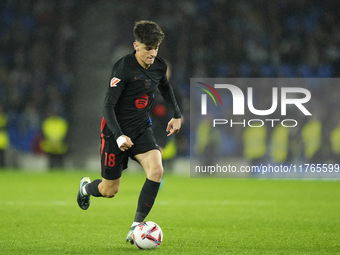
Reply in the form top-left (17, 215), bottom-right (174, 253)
top-left (133, 20), bottom-right (165, 46)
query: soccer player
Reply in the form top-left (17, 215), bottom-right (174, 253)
top-left (76, 20), bottom-right (181, 244)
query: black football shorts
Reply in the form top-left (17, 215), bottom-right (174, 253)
top-left (100, 127), bottom-right (160, 180)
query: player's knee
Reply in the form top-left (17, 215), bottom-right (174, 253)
top-left (148, 166), bottom-right (164, 182)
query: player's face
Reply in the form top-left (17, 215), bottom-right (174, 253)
top-left (134, 42), bottom-right (159, 69)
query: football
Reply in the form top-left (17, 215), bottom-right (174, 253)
top-left (133, 221), bottom-right (163, 249)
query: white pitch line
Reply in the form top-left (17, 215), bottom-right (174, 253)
top-left (3, 201), bottom-right (74, 206)
top-left (2, 200), bottom-right (275, 207)
top-left (158, 200), bottom-right (275, 206)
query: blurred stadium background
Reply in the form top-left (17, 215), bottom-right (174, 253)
top-left (0, 0), bottom-right (340, 172)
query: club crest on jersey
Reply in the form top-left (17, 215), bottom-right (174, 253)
top-left (135, 94), bottom-right (149, 109)
top-left (145, 79), bottom-right (151, 89)
top-left (110, 77), bottom-right (121, 87)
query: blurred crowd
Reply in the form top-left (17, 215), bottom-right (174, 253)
top-left (1, 0), bottom-right (340, 168)
top-left (114, 0), bottom-right (340, 81)
top-left (0, 0), bottom-right (78, 167)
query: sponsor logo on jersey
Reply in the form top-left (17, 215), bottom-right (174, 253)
top-left (110, 77), bottom-right (121, 87)
top-left (135, 94), bottom-right (149, 109)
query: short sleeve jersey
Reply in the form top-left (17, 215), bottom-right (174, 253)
top-left (103, 51), bottom-right (172, 140)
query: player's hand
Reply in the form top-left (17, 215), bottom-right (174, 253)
top-left (166, 118), bottom-right (181, 137)
top-left (117, 135), bottom-right (134, 151)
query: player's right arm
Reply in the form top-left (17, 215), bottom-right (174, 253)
top-left (103, 94), bottom-right (134, 151)
top-left (116, 135), bottom-right (134, 151)
top-left (103, 66), bottom-right (134, 151)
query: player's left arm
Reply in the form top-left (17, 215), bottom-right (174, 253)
top-left (158, 75), bottom-right (182, 136)
top-left (166, 117), bottom-right (181, 137)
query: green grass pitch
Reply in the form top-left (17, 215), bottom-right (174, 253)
top-left (0, 169), bottom-right (339, 254)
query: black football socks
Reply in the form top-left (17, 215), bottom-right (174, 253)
top-left (84, 177), bottom-right (160, 220)
top-left (85, 179), bottom-right (103, 197)
top-left (134, 178), bottom-right (161, 222)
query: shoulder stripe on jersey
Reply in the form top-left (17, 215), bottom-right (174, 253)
top-left (110, 77), bottom-right (121, 87)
